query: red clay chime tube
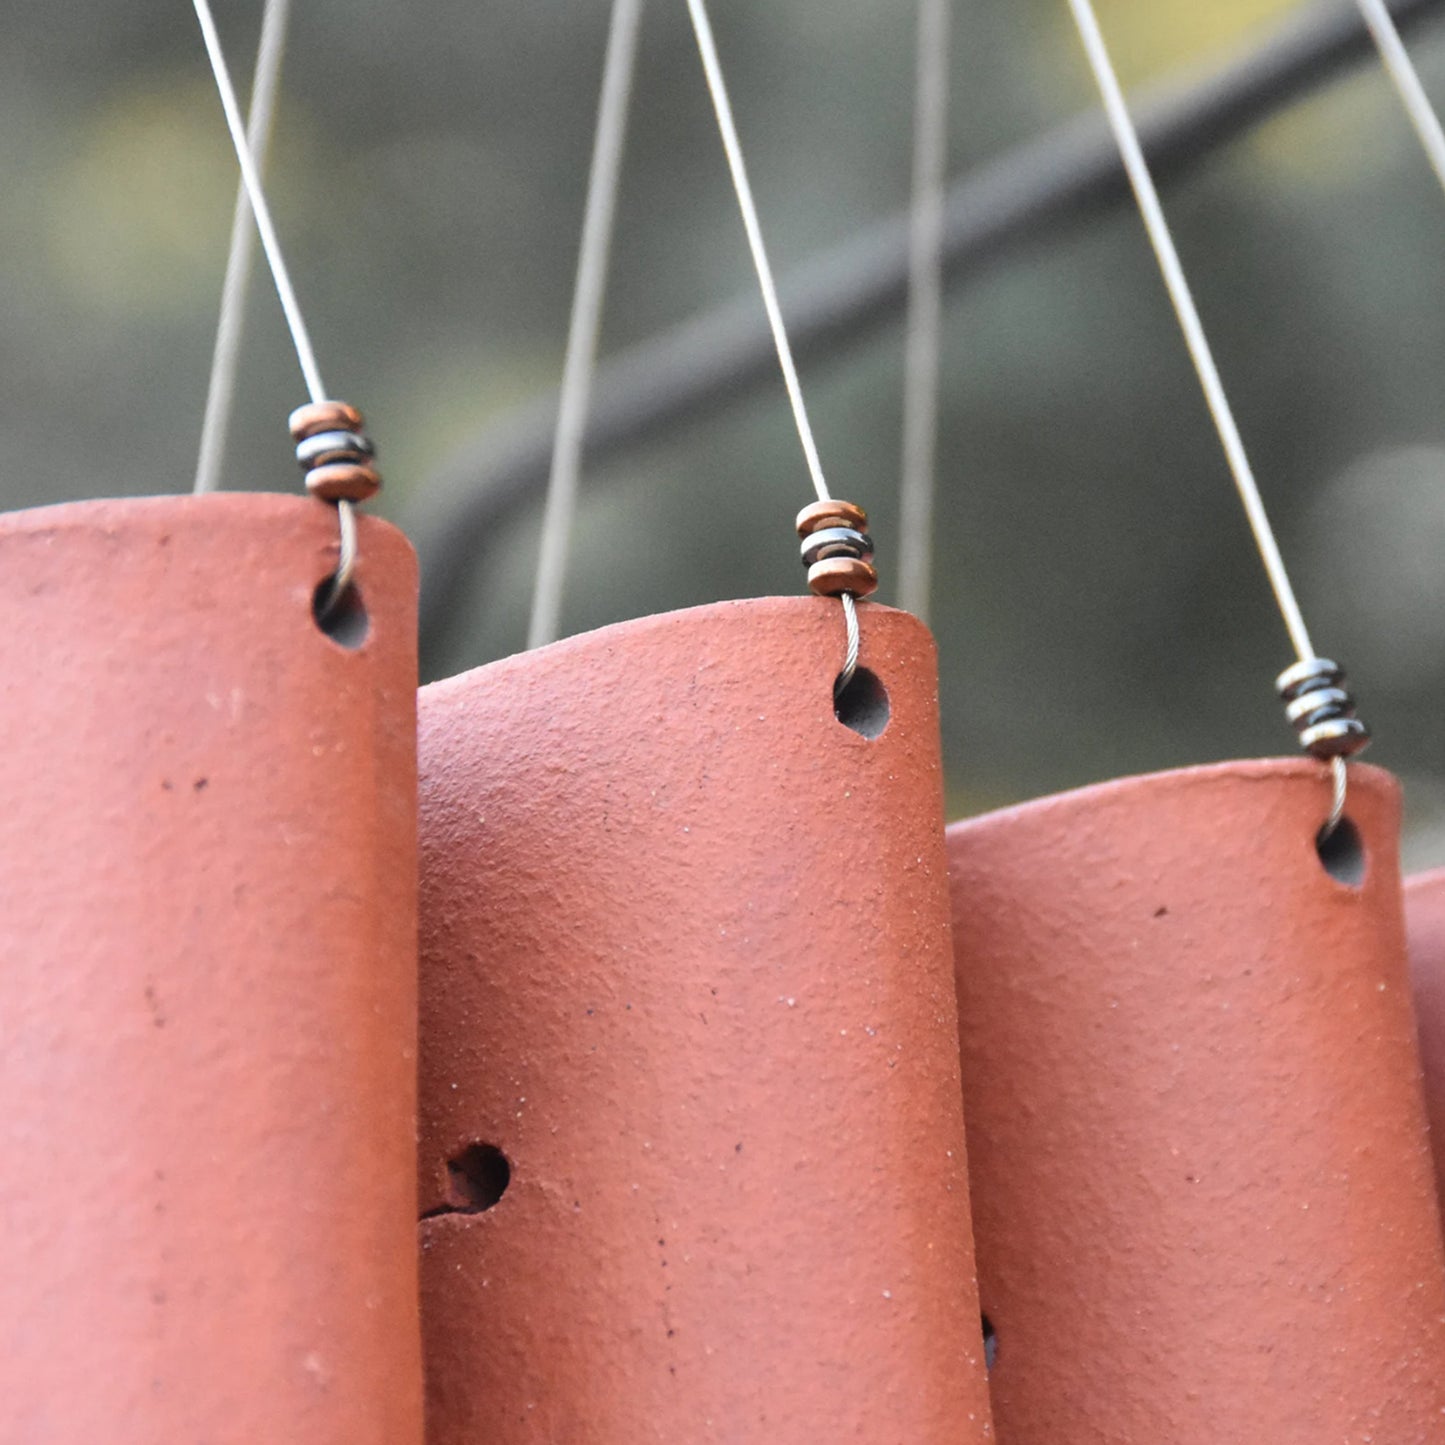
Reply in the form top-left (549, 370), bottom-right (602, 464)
top-left (417, 598), bottom-right (994, 1443)
top-left (0, 496), bottom-right (424, 1444)
top-left (946, 759), bottom-right (1445, 1442)
top-left (1405, 868), bottom-right (1445, 1207)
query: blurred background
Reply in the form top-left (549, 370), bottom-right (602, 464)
top-left (5, 0), bottom-right (1445, 858)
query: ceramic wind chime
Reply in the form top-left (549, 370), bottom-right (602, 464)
top-left (415, 3), bottom-right (994, 1440)
top-left (9, 2), bottom-right (1445, 1442)
top-left (1361, 0), bottom-right (1445, 1235)
top-left (0, 7), bottom-right (425, 1441)
top-left (943, 4), bottom-right (1445, 1442)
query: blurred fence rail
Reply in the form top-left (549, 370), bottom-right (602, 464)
top-left (407, 0), bottom-right (1445, 674)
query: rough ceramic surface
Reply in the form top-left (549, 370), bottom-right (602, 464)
top-left (1405, 868), bottom-right (1445, 1210)
top-left (418, 598), bottom-right (994, 1443)
top-left (947, 759), bottom-right (1445, 1445)
top-left (0, 495), bottom-right (424, 1445)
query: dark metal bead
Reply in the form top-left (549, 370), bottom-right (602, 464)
top-left (1284, 687), bottom-right (1350, 728)
top-left (1275, 658), bottom-right (1370, 760)
top-left (1276, 656), bottom-right (1341, 701)
top-left (800, 526), bottom-right (874, 567)
top-left (1299, 716), bottom-right (1371, 759)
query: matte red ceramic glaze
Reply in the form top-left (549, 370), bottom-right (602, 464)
top-left (947, 759), bottom-right (1445, 1444)
top-left (0, 496), bottom-right (423, 1445)
top-left (418, 598), bottom-right (994, 1443)
top-left (1405, 867), bottom-right (1445, 1208)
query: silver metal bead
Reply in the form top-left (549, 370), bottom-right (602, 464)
top-left (1276, 656), bottom-right (1340, 700)
top-left (296, 429), bottom-right (375, 470)
top-left (1275, 657), bottom-right (1370, 760)
top-left (1284, 687), bottom-right (1351, 728)
top-left (1299, 716), bottom-right (1370, 759)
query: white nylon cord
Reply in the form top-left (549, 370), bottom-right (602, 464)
top-left (1355, 0), bottom-right (1445, 193)
top-left (1067, 0), bottom-right (1315, 662)
top-left (193, 0), bottom-right (290, 495)
top-left (192, 0), bottom-right (325, 405)
top-left (192, 0), bottom-right (357, 610)
top-left (898, 0), bottom-right (951, 623)
top-left (684, 0), bottom-right (833, 504)
top-left (528, 0), bottom-right (644, 651)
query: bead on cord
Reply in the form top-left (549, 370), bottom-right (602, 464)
top-left (1276, 658), bottom-right (1370, 761)
top-left (288, 401), bottom-right (382, 503)
top-left (796, 500), bottom-right (878, 600)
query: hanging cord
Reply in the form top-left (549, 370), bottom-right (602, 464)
top-left (191, 0), bottom-right (362, 612)
top-left (684, 0), bottom-right (830, 504)
top-left (684, 0), bottom-right (878, 692)
top-left (1355, 0), bottom-right (1445, 190)
top-left (528, 0), bottom-right (644, 651)
top-left (193, 0), bottom-right (290, 496)
top-left (898, 0), bottom-right (951, 624)
top-left (1067, 0), bottom-right (1368, 838)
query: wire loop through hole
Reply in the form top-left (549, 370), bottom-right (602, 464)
top-left (312, 577), bottom-right (369, 649)
top-left (1316, 815), bottom-right (1364, 888)
top-left (834, 667), bottom-right (889, 739)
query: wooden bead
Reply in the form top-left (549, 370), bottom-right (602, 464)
top-left (305, 463), bottom-right (382, 503)
top-left (289, 400), bottom-right (365, 443)
top-left (808, 557), bottom-right (878, 598)
top-left (796, 500), bottom-right (867, 537)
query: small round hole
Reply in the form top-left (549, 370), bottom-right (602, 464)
top-left (981, 1313), bottom-right (998, 1372)
top-left (446, 1143), bottom-right (511, 1213)
top-left (312, 577), bottom-right (369, 649)
top-left (1316, 816), bottom-right (1365, 888)
top-left (834, 666), bottom-right (889, 739)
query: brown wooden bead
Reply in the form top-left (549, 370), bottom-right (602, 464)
top-left (305, 463), bottom-right (382, 503)
top-left (289, 400), bottom-right (365, 442)
top-left (796, 499), bottom-right (867, 537)
top-left (808, 557), bottom-right (878, 598)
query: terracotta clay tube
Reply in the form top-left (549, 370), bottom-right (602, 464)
top-left (1405, 868), bottom-right (1445, 1207)
top-left (418, 598), bottom-right (995, 1443)
top-left (946, 759), bottom-right (1445, 1443)
top-left (0, 496), bottom-right (423, 1445)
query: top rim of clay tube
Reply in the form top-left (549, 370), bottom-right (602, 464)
top-left (420, 594), bottom-right (925, 699)
top-left (0, 490), bottom-right (406, 542)
top-left (946, 756), bottom-right (1399, 837)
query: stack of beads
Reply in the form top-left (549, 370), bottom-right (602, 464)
top-left (289, 401), bottom-right (382, 503)
top-left (796, 500), bottom-right (877, 598)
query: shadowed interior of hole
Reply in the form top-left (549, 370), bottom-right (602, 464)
top-left (1316, 816), bottom-right (1365, 888)
top-left (312, 578), bottom-right (369, 649)
top-left (834, 666), bottom-right (889, 739)
top-left (447, 1143), bottom-right (511, 1212)
top-left (982, 1313), bottom-right (998, 1371)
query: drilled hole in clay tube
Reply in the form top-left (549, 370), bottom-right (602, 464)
top-left (981, 1314), bottom-right (998, 1372)
top-left (312, 578), bottom-right (369, 650)
top-left (1316, 816), bottom-right (1365, 889)
top-left (447, 1143), bottom-right (511, 1212)
top-left (834, 667), bottom-right (889, 739)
